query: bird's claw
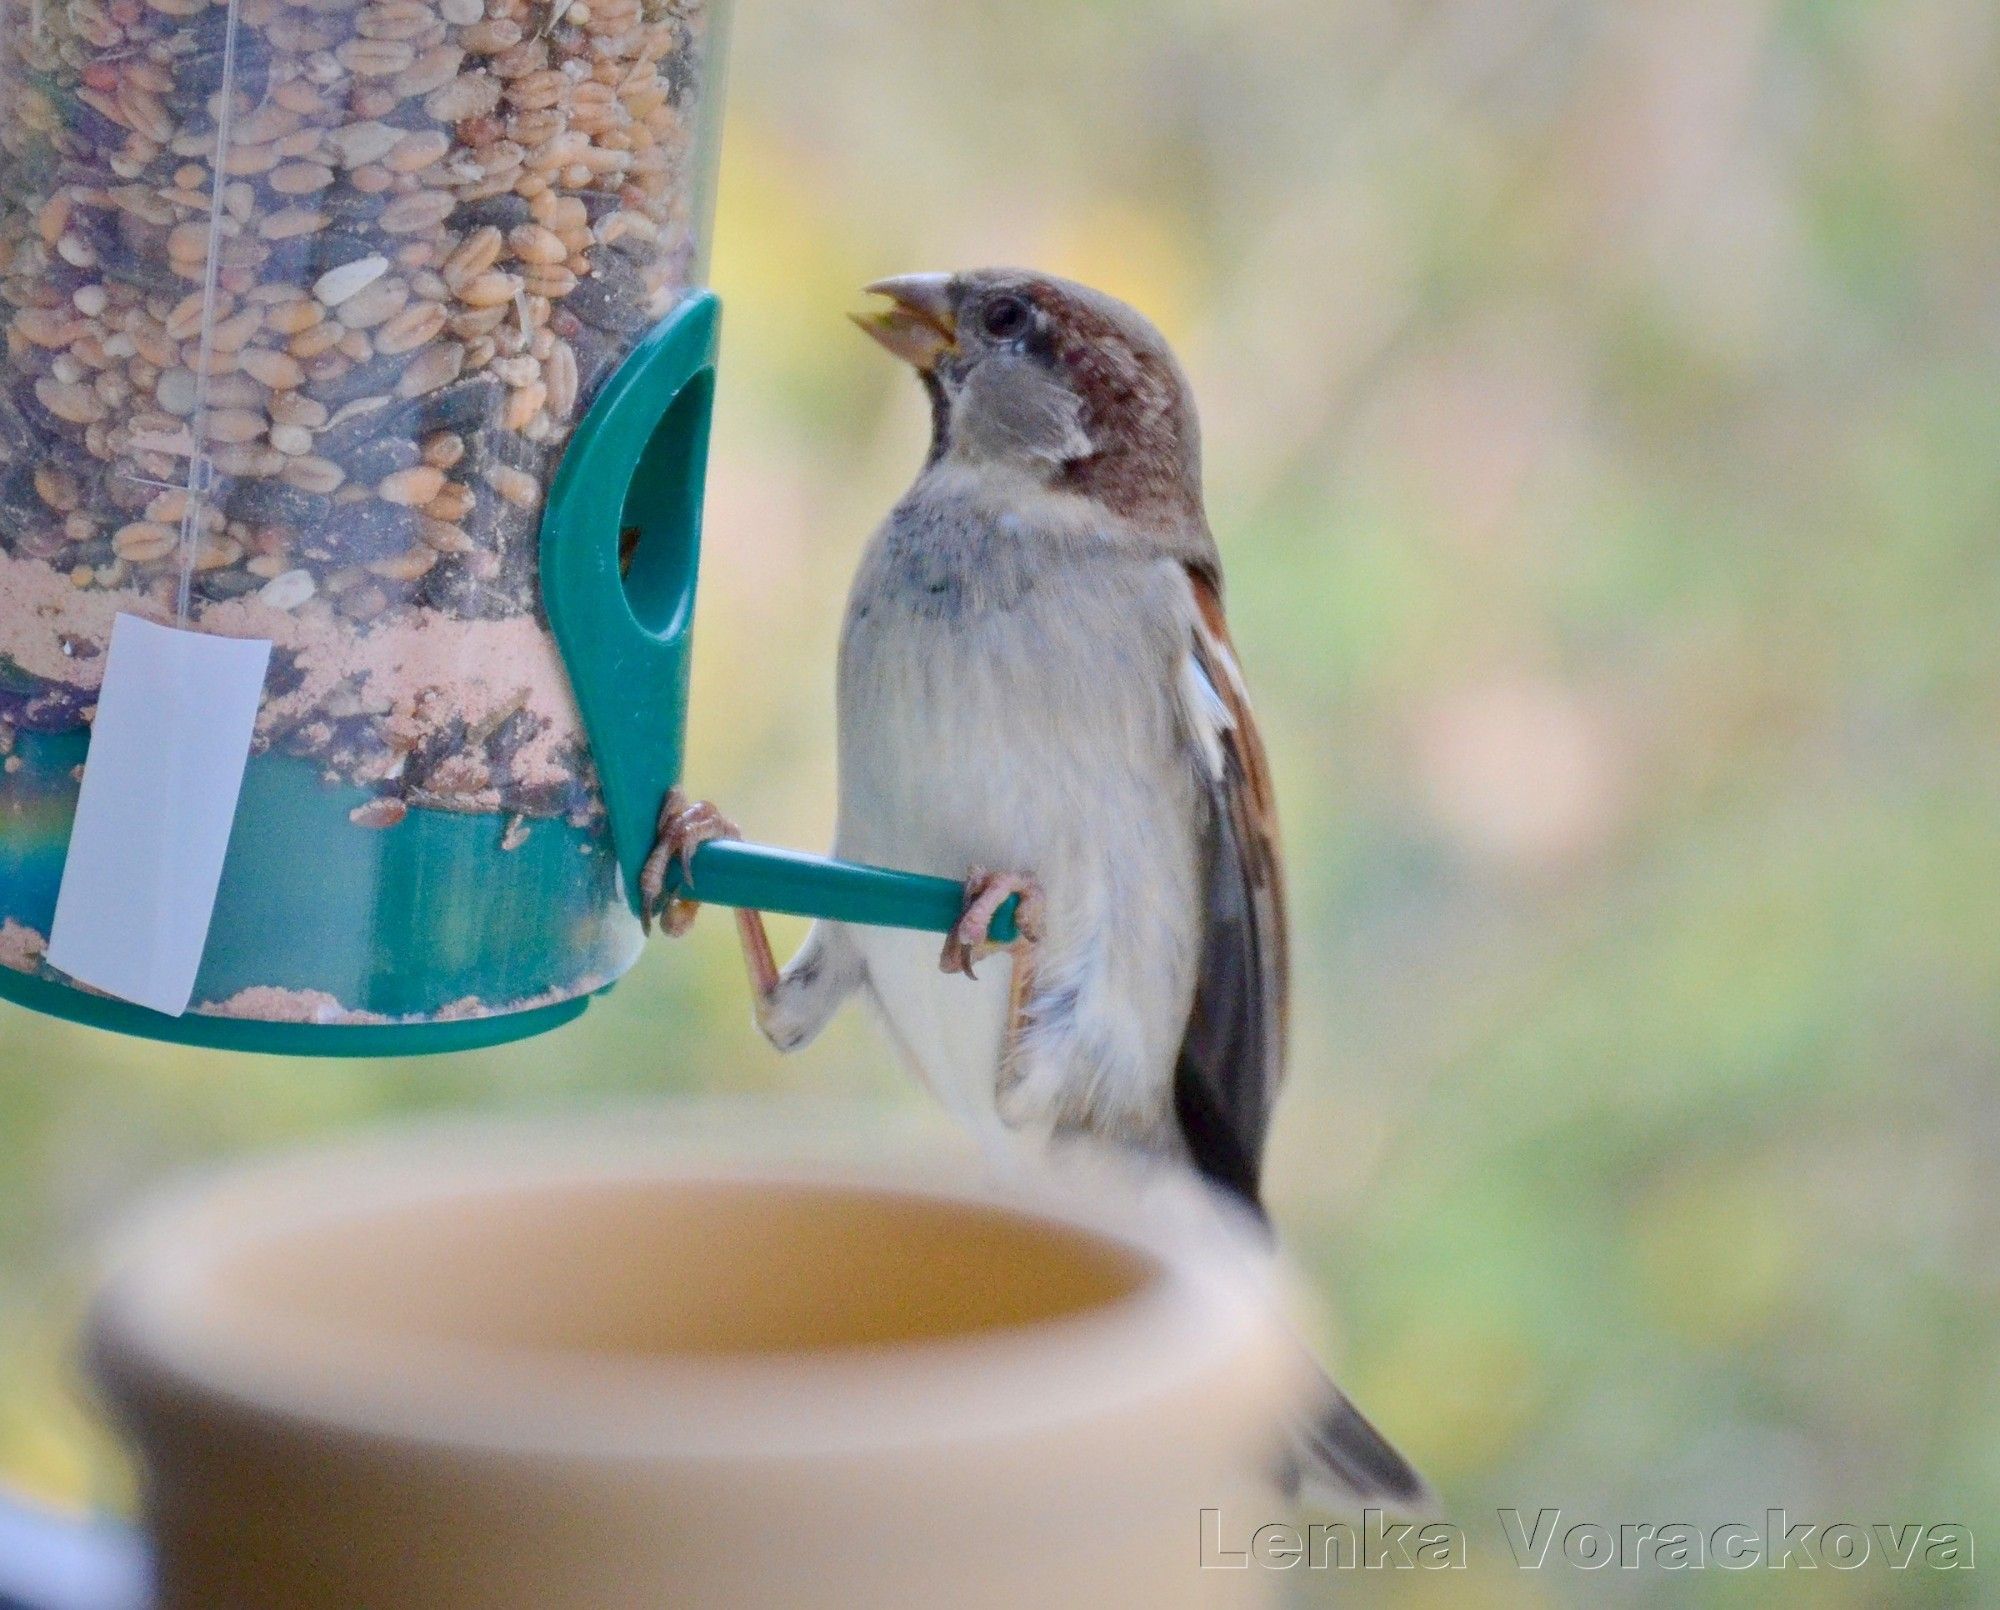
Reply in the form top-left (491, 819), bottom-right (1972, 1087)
top-left (640, 788), bottom-right (741, 937)
top-left (940, 867), bottom-right (1042, 980)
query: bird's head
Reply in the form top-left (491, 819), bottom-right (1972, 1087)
top-left (855, 268), bottom-right (1207, 541)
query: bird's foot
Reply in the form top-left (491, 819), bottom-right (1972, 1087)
top-left (640, 788), bottom-right (741, 936)
top-left (940, 868), bottom-right (1043, 980)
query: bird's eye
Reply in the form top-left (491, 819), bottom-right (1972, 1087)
top-left (979, 294), bottom-right (1031, 341)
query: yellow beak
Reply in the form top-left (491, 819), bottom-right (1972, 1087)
top-left (852, 273), bottom-right (957, 371)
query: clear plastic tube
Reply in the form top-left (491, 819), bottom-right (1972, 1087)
top-left (0, 0), bottom-right (728, 1028)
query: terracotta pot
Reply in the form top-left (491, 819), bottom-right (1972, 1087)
top-left (88, 1121), bottom-right (1301, 1608)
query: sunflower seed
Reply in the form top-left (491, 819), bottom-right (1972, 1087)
top-left (313, 254), bottom-right (389, 306)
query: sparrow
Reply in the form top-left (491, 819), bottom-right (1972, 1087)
top-left (643, 269), bottom-right (1427, 1510)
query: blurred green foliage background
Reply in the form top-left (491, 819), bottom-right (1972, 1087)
top-left (4, 0), bottom-right (1998, 1602)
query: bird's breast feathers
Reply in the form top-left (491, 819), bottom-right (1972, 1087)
top-left (835, 490), bottom-right (1202, 873)
top-left (832, 489), bottom-right (1226, 1153)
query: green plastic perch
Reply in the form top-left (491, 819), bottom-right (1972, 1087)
top-left (673, 839), bottom-right (1018, 945)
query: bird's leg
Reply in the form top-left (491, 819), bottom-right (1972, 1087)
top-left (639, 789), bottom-right (780, 1000)
top-left (941, 868), bottom-right (1045, 1097)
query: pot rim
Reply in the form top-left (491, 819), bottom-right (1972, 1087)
top-left (86, 1109), bottom-right (1296, 1465)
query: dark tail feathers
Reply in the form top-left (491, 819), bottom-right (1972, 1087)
top-left (1281, 1373), bottom-right (1433, 1514)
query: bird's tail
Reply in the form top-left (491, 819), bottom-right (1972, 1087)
top-left (1281, 1368), bottom-right (1433, 1515)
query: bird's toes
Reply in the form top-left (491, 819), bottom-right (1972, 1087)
top-left (638, 841), bottom-right (672, 934)
top-left (938, 931), bottom-right (978, 978)
top-left (943, 866), bottom-right (1042, 975)
top-left (1008, 878), bottom-right (1046, 945)
top-left (641, 789), bottom-right (743, 939)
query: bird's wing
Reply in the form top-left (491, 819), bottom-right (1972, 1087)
top-left (1172, 563), bottom-right (1289, 1213)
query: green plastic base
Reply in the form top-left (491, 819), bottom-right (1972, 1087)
top-left (0, 962), bottom-right (592, 1057)
top-left (0, 726), bottom-right (634, 1054)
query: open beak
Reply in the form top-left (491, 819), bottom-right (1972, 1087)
top-left (852, 273), bottom-right (957, 372)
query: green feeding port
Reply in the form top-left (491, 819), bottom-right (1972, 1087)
top-left (622, 369), bottom-right (716, 640)
top-left (541, 292), bottom-right (721, 916)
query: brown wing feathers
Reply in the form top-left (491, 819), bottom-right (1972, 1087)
top-left (1173, 565), bottom-right (1290, 1213)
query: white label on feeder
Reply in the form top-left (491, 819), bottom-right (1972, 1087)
top-left (46, 614), bottom-right (272, 1017)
